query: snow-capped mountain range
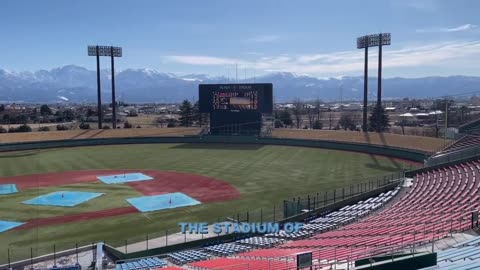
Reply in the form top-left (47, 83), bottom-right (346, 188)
top-left (0, 65), bottom-right (479, 103)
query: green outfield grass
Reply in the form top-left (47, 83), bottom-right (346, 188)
top-left (0, 143), bottom-right (416, 264)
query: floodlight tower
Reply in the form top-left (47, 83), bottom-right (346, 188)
top-left (88, 45), bottom-right (123, 129)
top-left (356, 33), bottom-right (391, 132)
top-left (87, 46), bottom-right (103, 129)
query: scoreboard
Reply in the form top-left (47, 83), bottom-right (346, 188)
top-left (212, 91), bottom-right (258, 111)
top-left (198, 83), bottom-right (273, 135)
top-left (199, 83), bottom-right (273, 113)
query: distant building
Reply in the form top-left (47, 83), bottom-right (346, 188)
top-left (385, 107), bottom-right (396, 112)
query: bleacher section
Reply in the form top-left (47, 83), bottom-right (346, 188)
top-left (45, 265), bottom-right (81, 270)
top-left (437, 135), bottom-right (480, 155)
top-left (153, 160), bottom-right (480, 269)
top-left (267, 160), bottom-right (480, 263)
top-left (165, 186), bottom-right (399, 268)
top-left (422, 236), bottom-right (480, 269)
top-left (115, 257), bottom-right (167, 270)
top-left (264, 229), bottom-right (310, 240)
top-left (203, 243), bottom-right (252, 256)
top-left (301, 189), bottom-right (398, 233)
top-left (236, 237), bottom-right (285, 248)
top-left (184, 159), bottom-right (480, 268)
top-left (189, 258), bottom-right (296, 270)
top-left (167, 250), bottom-right (211, 265)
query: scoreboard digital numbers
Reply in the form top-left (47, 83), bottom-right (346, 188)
top-left (199, 83), bottom-right (273, 114)
top-left (212, 90), bottom-right (258, 111)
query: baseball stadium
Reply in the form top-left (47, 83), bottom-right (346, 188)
top-left (2, 1), bottom-right (480, 269)
top-left (1, 82), bottom-right (480, 270)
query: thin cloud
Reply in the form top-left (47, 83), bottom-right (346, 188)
top-left (416, 24), bottom-right (478, 33)
top-left (164, 55), bottom-right (247, 66)
top-left (446, 24), bottom-right (478, 32)
top-left (246, 35), bottom-right (283, 43)
top-left (392, 0), bottom-right (438, 12)
top-left (164, 40), bottom-right (480, 77)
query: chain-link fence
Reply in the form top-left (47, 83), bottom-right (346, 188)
top-left (283, 171), bottom-right (404, 218)
top-left (426, 134), bottom-right (480, 166)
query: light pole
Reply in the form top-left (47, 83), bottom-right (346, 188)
top-left (88, 45), bottom-right (122, 129)
top-left (356, 33), bottom-right (391, 132)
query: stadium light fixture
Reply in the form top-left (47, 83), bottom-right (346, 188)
top-left (356, 33), bottom-right (391, 132)
top-left (88, 45), bottom-right (123, 129)
top-left (356, 33), bottom-right (391, 49)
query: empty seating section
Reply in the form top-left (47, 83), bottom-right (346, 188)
top-left (301, 188), bottom-right (398, 233)
top-left (274, 160), bottom-right (480, 262)
top-left (203, 243), bottom-right (252, 256)
top-left (45, 265), bottom-right (81, 270)
top-left (439, 135), bottom-right (480, 155)
top-left (421, 236), bottom-right (480, 269)
top-left (167, 250), bottom-right (210, 265)
top-left (165, 160), bottom-right (479, 268)
top-left (236, 236), bottom-right (285, 248)
top-left (264, 229), bottom-right (310, 240)
top-left (183, 186), bottom-right (400, 268)
top-left (115, 257), bottom-right (167, 270)
top-left (189, 258), bottom-right (296, 270)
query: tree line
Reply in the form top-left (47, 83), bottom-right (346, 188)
top-left (274, 100), bottom-right (391, 132)
top-left (173, 100), bottom-right (208, 127)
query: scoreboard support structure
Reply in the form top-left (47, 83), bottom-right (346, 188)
top-left (199, 83), bottom-right (273, 136)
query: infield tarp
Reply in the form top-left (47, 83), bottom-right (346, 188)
top-left (126, 192), bottom-right (201, 212)
top-left (0, 184), bottom-right (17, 195)
top-left (97, 173), bottom-right (153, 184)
top-left (22, 191), bottom-right (104, 207)
top-left (0, 220), bottom-right (24, 233)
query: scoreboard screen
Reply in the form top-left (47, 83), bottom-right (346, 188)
top-left (212, 91), bottom-right (258, 110)
top-left (199, 83), bottom-right (272, 113)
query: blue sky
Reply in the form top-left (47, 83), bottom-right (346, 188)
top-left (1, 0), bottom-right (479, 78)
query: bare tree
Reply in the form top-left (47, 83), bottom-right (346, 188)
top-left (156, 115), bottom-right (167, 128)
top-left (306, 104), bottom-right (315, 128)
top-left (292, 98), bottom-right (303, 129)
top-left (314, 98), bottom-right (323, 127)
top-left (339, 111), bottom-right (361, 131)
top-left (328, 111), bottom-right (334, 130)
top-left (399, 117), bottom-right (408, 135)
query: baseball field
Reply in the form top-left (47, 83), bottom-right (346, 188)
top-left (0, 142), bottom-right (419, 264)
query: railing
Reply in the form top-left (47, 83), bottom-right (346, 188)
top-left (426, 137), bottom-right (480, 166)
top-left (228, 216), bottom-right (478, 270)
